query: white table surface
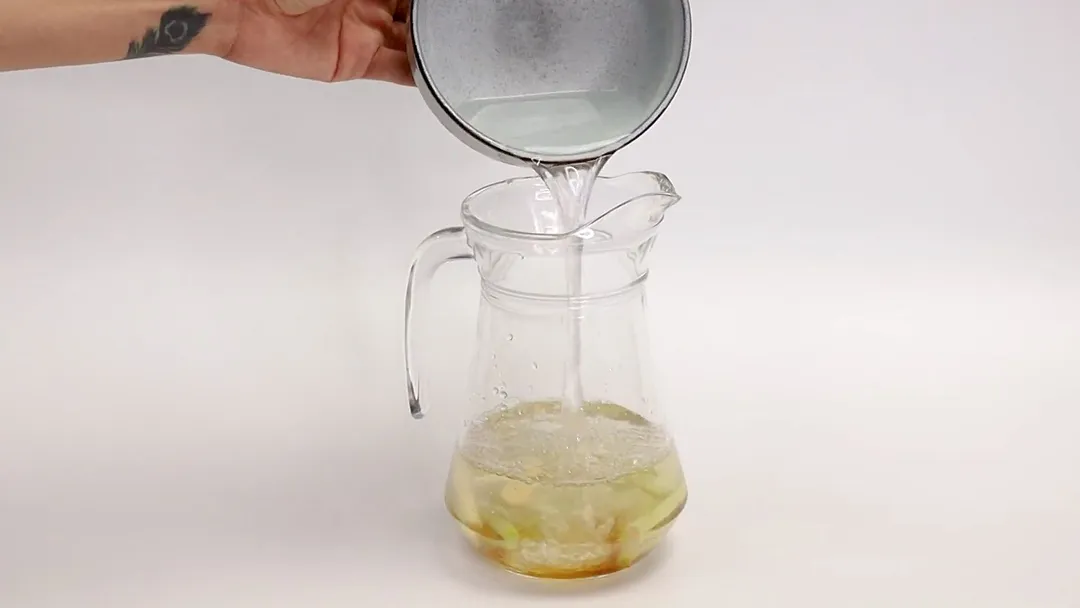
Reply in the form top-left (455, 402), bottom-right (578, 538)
top-left (1, 2), bottom-right (1078, 606)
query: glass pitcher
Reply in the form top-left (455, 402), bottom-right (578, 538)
top-left (403, 171), bottom-right (687, 579)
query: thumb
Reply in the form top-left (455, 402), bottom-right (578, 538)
top-left (274, 0), bottom-right (335, 16)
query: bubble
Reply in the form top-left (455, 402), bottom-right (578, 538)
top-left (498, 390), bottom-right (508, 400)
top-left (531, 362), bottom-right (539, 370)
top-left (506, 334), bottom-right (515, 342)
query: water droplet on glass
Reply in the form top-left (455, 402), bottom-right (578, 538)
top-left (498, 390), bottom-right (508, 400)
top-left (506, 334), bottom-right (514, 342)
top-left (491, 387), bottom-right (501, 396)
top-left (531, 362), bottom-right (539, 370)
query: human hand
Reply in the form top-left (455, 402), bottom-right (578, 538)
top-left (223, 0), bottom-right (413, 85)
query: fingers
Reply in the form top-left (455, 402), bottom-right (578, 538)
top-left (274, 0), bottom-right (335, 16)
top-left (384, 20), bottom-right (408, 52)
top-left (361, 47), bottom-right (414, 86)
top-left (334, 1), bottom-right (413, 85)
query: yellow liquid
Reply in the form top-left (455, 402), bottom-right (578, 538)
top-left (445, 401), bottom-right (687, 579)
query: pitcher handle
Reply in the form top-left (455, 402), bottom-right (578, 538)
top-left (404, 226), bottom-right (474, 420)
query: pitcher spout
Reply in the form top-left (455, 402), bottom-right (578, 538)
top-left (572, 171), bottom-right (681, 246)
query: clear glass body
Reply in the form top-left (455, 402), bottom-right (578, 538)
top-left (404, 171), bottom-right (685, 579)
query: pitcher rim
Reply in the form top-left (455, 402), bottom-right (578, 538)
top-left (460, 170), bottom-right (680, 243)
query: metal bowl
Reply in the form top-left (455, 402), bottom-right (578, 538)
top-left (408, 0), bottom-right (692, 167)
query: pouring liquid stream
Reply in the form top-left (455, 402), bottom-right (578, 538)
top-left (459, 93), bottom-right (616, 419)
top-left (533, 156), bottom-right (609, 418)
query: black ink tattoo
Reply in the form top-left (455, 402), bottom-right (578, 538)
top-left (125, 6), bottom-right (211, 59)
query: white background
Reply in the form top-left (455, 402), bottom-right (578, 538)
top-left (2, 1), bottom-right (1079, 606)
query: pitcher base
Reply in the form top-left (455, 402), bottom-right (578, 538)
top-left (455, 521), bottom-right (673, 580)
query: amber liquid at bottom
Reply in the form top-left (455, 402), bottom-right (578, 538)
top-left (445, 400), bottom-right (688, 579)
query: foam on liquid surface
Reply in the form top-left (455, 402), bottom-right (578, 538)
top-left (459, 401), bottom-right (673, 485)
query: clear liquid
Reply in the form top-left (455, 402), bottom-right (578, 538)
top-left (461, 91), bottom-right (630, 415)
top-left (533, 158), bottom-right (606, 414)
top-left (446, 400), bottom-right (687, 578)
top-left (457, 91), bottom-right (646, 157)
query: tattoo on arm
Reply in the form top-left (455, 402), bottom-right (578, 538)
top-left (125, 6), bottom-right (211, 59)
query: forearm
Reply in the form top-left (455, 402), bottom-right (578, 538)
top-left (0, 0), bottom-right (238, 72)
